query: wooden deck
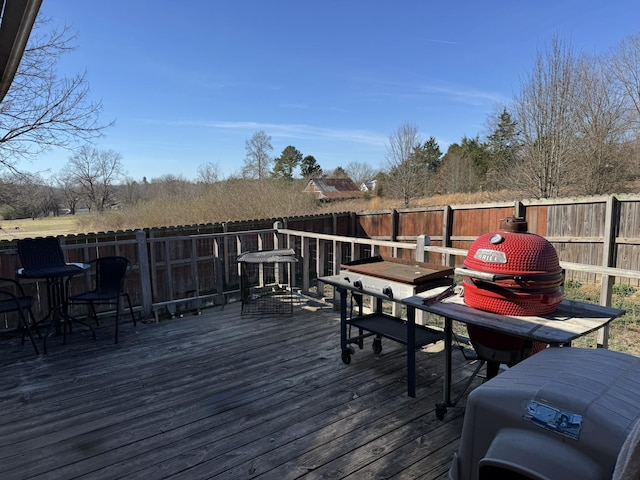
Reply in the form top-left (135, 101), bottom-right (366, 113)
top-left (0, 296), bottom-right (481, 480)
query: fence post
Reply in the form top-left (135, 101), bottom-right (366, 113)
top-left (391, 209), bottom-right (398, 242)
top-left (597, 195), bottom-right (618, 348)
top-left (136, 229), bottom-right (153, 319)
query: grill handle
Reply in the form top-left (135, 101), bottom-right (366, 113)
top-left (455, 267), bottom-right (564, 284)
top-left (455, 267), bottom-right (501, 281)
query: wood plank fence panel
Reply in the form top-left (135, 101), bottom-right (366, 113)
top-left (357, 210), bottom-right (393, 240)
top-left (618, 201), bottom-right (640, 283)
top-left (396, 208), bottom-right (445, 244)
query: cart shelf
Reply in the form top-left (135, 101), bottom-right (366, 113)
top-left (348, 313), bottom-right (444, 347)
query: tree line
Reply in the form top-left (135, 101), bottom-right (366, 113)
top-left (0, 16), bottom-right (639, 218)
top-left (383, 35), bottom-right (640, 206)
top-left (240, 34), bottom-right (640, 206)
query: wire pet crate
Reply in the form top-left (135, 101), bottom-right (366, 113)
top-left (237, 249), bottom-right (298, 315)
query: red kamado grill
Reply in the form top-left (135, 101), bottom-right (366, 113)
top-left (457, 216), bottom-right (563, 316)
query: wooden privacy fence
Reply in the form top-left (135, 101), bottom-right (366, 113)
top-left (1, 194), bottom-right (639, 340)
top-left (352, 195), bottom-right (640, 290)
top-left (0, 227), bottom-right (284, 328)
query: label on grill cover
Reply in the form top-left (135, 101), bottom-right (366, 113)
top-left (525, 400), bottom-right (582, 440)
top-left (473, 248), bottom-right (507, 264)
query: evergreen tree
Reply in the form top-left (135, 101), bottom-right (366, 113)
top-left (300, 155), bottom-right (322, 177)
top-left (272, 145), bottom-right (303, 181)
top-left (413, 136), bottom-right (442, 173)
top-left (487, 108), bottom-right (520, 174)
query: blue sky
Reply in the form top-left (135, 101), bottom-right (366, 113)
top-left (33, 0), bottom-right (640, 181)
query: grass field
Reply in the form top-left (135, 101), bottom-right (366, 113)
top-left (0, 215), bottom-right (83, 241)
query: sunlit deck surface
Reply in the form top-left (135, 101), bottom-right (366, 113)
top-left (0, 296), bottom-right (481, 480)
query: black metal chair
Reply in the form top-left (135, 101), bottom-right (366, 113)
top-left (17, 236), bottom-right (95, 353)
top-left (66, 256), bottom-right (136, 344)
top-left (0, 277), bottom-right (39, 355)
top-left (17, 237), bottom-right (67, 272)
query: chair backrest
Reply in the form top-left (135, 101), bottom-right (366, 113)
top-left (94, 256), bottom-right (131, 294)
top-left (17, 237), bottom-right (66, 269)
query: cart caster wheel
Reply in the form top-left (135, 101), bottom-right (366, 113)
top-left (372, 338), bottom-right (382, 354)
top-left (436, 404), bottom-right (447, 420)
top-left (358, 338), bottom-right (364, 349)
top-left (341, 350), bottom-right (351, 364)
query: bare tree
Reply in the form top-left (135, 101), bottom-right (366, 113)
top-left (571, 55), bottom-right (634, 194)
top-left (512, 36), bottom-right (579, 198)
top-left (196, 162), bottom-right (221, 184)
top-left (0, 173), bottom-right (46, 218)
top-left (116, 176), bottom-right (149, 208)
top-left (436, 149), bottom-right (480, 194)
top-left (54, 173), bottom-right (81, 214)
top-left (608, 33), bottom-right (640, 129)
top-left (345, 161), bottom-right (377, 188)
top-left (149, 174), bottom-right (193, 197)
top-left (0, 17), bottom-right (110, 174)
top-left (242, 131), bottom-right (273, 180)
top-left (384, 123), bottom-right (422, 206)
top-left (63, 146), bottom-right (124, 211)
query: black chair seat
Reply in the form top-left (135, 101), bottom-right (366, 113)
top-left (66, 256), bottom-right (136, 344)
top-left (69, 290), bottom-right (120, 302)
top-left (0, 277), bottom-right (39, 355)
top-left (0, 296), bottom-right (33, 314)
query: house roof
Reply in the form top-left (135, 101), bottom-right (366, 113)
top-left (0, 0), bottom-right (42, 102)
top-left (305, 177), bottom-right (363, 200)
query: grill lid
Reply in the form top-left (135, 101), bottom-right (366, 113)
top-left (461, 216), bottom-right (563, 316)
top-left (463, 217), bottom-right (561, 277)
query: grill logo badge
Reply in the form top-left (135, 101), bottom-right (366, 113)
top-left (474, 248), bottom-right (507, 264)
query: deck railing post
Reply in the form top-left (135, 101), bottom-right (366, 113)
top-left (136, 229), bottom-right (153, 319)
top-left (414, 235), bottom-right (430, 324)
top-left (302, 236), bottom-right (310, 294)
top-left (415, 235), bottom-right (430, 263)
top-left (442, 205), bottom-right (454, 267)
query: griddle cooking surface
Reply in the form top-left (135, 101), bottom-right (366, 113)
top-left (341, 257), bottom-right (453, 285)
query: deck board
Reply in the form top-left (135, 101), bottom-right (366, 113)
top-left (0, 297), bottom-right (481, 479)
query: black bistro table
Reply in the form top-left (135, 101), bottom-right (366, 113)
top-left (18, 262), bottom-right (92, 353)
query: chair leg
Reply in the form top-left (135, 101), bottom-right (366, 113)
top-left (90, 302), bottom-right (100, 326)
top-left (43, 310), bottom-right (60, 355)
top-left (124, 293), bottom-right (136, 326)
top-left (114, 302), bottom-right (120, 344)
top-left (27, 309), bottom-right (41, 339)
top-left (18, 307), bottom-right (39, 355)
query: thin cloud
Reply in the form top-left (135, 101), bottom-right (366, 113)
top-left (161, 120), bottom-right (387, 147)
top-left (361, 77), bottom-right (507, 107)
top-left (423, 38), bottom-right (458, 45)
top-left (418, 84), bottom-right (508, 106)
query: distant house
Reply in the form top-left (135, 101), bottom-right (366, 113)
top-left (360, 179), bottom-right (377, 192)
top-left (304, 177), bottom-right (364, 201)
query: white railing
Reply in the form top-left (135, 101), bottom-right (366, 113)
top-left (3, 225), bottom-right (639, 345)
